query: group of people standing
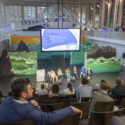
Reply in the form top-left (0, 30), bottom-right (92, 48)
top-left (46, 65), bottom-right (93, 83)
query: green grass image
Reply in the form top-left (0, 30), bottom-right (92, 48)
top-left (87, 57), bottom-right (120, 73)
top-left (8, 52), bottom-right (37, 75)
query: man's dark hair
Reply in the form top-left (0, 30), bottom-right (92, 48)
top-left (82, 78), bottom-right (88, 85)
top-left (11, 78), bottom-right (31, 99)
top-left (67, 83), bottom-right (72, 88)
top-left (115, 77), bottom-right (121, 85)
top-left (101, 80), bottom-right (106, 83)
top-left (41, 84), bottom-right (45, 89)
top-left (52, 84), bottom-right (59, 94)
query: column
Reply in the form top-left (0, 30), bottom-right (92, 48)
top-left (85, 5), bottom-right (89, 24)
top-left (92, 4), bottom-right (96, 28)
top-left (106, 0), bottom-right (112, 27)
top-left (35, 6), bottom-right (38, 17)
top-left (113, 0), bottom-right (119, 30)
top-left (0, 0), bottom-right (4, 25)
top-left (118, 0), bottom-right (124, 27)
top-left (84, 52), bottom-right (87, 69)
top-left (21, 6), bottom-right (24, 19)
top-left (80, 4), bottom-right (83, 29)
top-left (101, 0), bottom-right (105, 28)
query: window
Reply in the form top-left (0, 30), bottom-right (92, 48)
top-left (24, 6), bottom-right (35, 19)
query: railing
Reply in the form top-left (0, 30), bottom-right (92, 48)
top-left (87, 31), bottom-right (125, 41)
top-left (0, 17), bottom-right (47, 41)
top-left (0, 16), bottom-right (95, 41)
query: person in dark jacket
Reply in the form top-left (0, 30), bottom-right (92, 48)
top-left (110, 77), bottom-right (125, 104)
top-left (0, 78), bottom-right (82, 125)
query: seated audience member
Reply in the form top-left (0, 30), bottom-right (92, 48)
top-left (89, 81), bottom-right (114, 113)
top-left (77, 78), bottom-right (92, 102)
top-left (50, 70), bottom-right (58, 83)
top-left (111, 116), bottom-right (125, 125)
top-left (0, 78), bottom-right (82, 124)
top-left (49, 84), bottom-right (64, 97)
top-left (64, 83), bottom-right (75, 96)
top-left (97, 80), bottom-right (106, 91)
top-left (39, 84), bottom-right (48, 96)
top-left (72, 66), bottom-right (79, 79)
top-left (110, 77), bottom-right (125, 100)
top-left (80, 65), bottom-right (86, 78)
top-left (65, 67), bottom-right (71, 81)
top-left (86, 68), bottom-right (93, 80)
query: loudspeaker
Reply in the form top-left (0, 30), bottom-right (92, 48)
top-left (122, 53), bottom-right (125, 58)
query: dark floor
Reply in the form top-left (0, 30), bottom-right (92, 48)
top-left (0, 72), bottom-right (120, 96)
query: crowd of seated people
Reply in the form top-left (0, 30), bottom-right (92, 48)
top-left (46, 66), bottom-right (93, 84)
top-left (0, 78), bottom-right (82, 124)
top-left (1, 76), bottom-right (125, 125)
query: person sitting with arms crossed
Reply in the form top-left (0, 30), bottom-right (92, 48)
top-left (0, 78), bottom-right (82, 125)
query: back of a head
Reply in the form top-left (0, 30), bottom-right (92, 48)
top-left (82, 78), bottom-right (88, 85)
top-left (115, 77), bottom-right (121, 85)
top-left (52, 84), bottom-right (60, 94)
top-left (100, 82), bottom-right (110, 91)
top-left (67, 83), bottom-right (72, 88)
top-left (41, 84), bottom-right (44, 89)
top-left (11, 78), bottom-right (30, 99)
top-left (100, 80), bottom-right (106, 84)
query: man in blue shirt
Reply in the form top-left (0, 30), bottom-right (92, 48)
top-left (80, 65), bottom-right (86, 78)
top-left (0, 78), bottom-right (82, 125)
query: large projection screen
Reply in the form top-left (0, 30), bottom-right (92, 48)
top-left (41, 28), bottom-right (81, 52)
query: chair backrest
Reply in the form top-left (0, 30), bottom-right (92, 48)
top-left (119, 98), bottom-right (125, 115)
top-left (39, 96), bottom-right (61, 105)
top-left (94, 101), bottom-right (115, 112)
top-left (88, 108), bottom-right (124, 125)
top-left (81, 97), bottom-right (90, 102)
top-left (70, 102), bottom-right (90, 118)
top-left (40, 103), bottom-right (63, 112)
top-left (0, 120), bottom-right (35, 125)
top-left (116, 95), bottom-right (125, 105)
top-left (46, 113), bottom-right (80, 125)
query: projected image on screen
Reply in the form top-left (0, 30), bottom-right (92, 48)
top-left (41, 29), bottom-right (80, 51)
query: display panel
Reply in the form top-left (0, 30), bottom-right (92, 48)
top-left (41, 28), bottom-right (80, 52)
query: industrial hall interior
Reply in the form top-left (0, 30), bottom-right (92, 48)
top-left (0, 0), bottom-right (125, 125)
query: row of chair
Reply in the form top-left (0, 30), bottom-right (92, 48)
top-left (0, 108), bottom-right (124, 125)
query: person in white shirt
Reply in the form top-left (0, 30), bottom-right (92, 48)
top-left (64, 83), bottom-right (75, 95)
top-left (39, 84), bottom-right (48, 96)
top-left (50, 70), bottom-right (58, 83)
top-left (57, 68), bottom-right (63, 82)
